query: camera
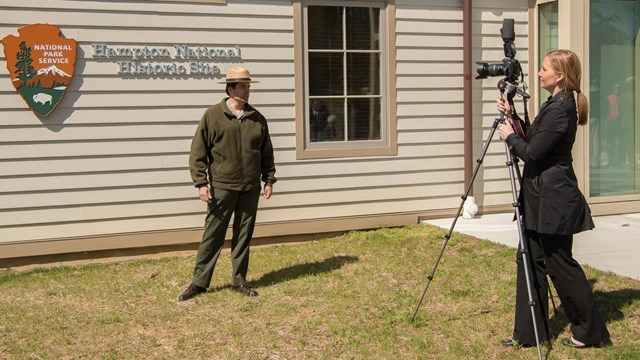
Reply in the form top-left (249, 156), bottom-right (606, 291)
top-left (475, 18), bottom-right (522, 84)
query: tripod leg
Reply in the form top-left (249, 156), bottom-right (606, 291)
top-left (504, 143), bottom-right (544, 360)
top-left (510, 140), bottom-right (554, 341)
top-left (411, 117), bottom-right (503, 321)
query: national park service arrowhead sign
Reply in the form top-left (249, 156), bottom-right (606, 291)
top-left (2, 24), bottom-right (77, 117)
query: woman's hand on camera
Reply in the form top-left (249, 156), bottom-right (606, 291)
top-left (497, 94), bottom-right (512, 117)
top-left (498, 120), bottom-right (515, 140)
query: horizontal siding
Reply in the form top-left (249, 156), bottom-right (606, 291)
top-left (0, 0), bottom-right (296, 244)
top-left (0, 106), bottom-right (295, 127)
top-left (394, 1), bottom-right (467, 222)
top-left (0, 73), bottom-right (295, 95)
top-left (0, 14), bottom-right (292, 32)
top-left (0, 195), bottom-right (464, 243)
top-left (470, 4), bottom-right (529, 203)
top-left (0, 169), bottom-right (189, 191)
top-left (1, 183), bottom-right (463, 226)
top-left (394, 0), bottom-right (529, 215)
top-left (0, 0), bottom-right (290, 15)
top-left (1, 90), bottom-right (296, 111)
top-left (0, 0), bottom-right (530, 250)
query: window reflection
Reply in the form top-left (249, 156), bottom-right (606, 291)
top-left (348, 98), bottom-right (381, 141)
top-left (589, 0), bottom-right (639, 196)
top-left (309, 98), bottom-right (344, 142)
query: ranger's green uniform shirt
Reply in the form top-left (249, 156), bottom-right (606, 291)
top-left (189, 98), bottom-right (277, 191)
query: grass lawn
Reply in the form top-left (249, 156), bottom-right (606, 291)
top-left (1, 224), bottom-right (638, 359)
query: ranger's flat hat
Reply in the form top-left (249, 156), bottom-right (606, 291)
top-left (219, 66), bottom-right (259, 84)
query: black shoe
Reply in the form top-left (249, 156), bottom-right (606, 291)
top-left (178, 283), bottom-right (206, 301)
top-left (501, 339), bottom-right (516, 347)
top-left (234, 284), bottom-right (258, 297)
top-left (501, 339), bottom-right (533, 348)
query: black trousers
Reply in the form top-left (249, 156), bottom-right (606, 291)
top-left (512, 230), bottom-right (610, 346)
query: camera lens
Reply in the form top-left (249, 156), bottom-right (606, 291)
top-left (475, 62), bottom-right (505, 79)
top-left (486, 64), bottom-right (505, 77)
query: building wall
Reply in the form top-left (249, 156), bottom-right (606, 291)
top-left (0, 0), bottom-right (530, 259)
top-left (0, 0), bottom-right (296, 248)
top-left (471, 1), bottom-right (530, 206)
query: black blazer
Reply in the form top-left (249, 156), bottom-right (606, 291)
top-left (506, 91), bottom-right (594, 235)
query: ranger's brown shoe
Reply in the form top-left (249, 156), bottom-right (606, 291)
top-left (178, 283), bottom-right (206, 301)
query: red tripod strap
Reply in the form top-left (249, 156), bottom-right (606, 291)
top-left (510, 113), bottom-right (527, 138)
top-left (508, 94), bottom-right (530, 139)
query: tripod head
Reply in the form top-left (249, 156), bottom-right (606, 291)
top-left (498, 79), bottom-right (529, 138)
top-left (498, 79), bottom-right (530, 102)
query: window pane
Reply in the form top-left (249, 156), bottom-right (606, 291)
top-left (589, 0), bottom-right (640, 197)
top-left (346, 7), bottom-right (379, 50)
top-left (347, 98), bottom-right (381, 141)
top-left (309, 52), bottom-right (344, 96)
top-left (308, 6), bottom-right (343, 50)
top-left (347, 53), bottom-right (380, 95)
top-left (310, 98), bottom-right (344, 142)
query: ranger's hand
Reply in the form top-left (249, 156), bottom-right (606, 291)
top-left (198, 185), bottom-right (212, 203)
top-left (263, 185), bottom-right (273, 199)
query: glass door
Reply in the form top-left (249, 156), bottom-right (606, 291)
top-left (589, 0), bottom-right (640, 196)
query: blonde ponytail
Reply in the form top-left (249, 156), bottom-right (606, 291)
top-left (547, 49), bottom-right (588, 126)
top-left (576, 90), bottom-right (589, 126)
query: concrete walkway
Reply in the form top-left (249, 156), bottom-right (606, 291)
top-left (422, 212), bottom-right (640, 280)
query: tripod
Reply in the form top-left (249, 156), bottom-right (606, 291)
top-left (411, 80), bottom-right (544, 360)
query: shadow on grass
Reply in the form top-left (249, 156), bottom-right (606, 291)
top-left (596, 288), bottom-right (640, 323)
top-left (209, 255), bottom-right (359, 292)
top-left (547, 281), bottom-right (640, 341)
top-left (252, 255), bottom-right (359, 288)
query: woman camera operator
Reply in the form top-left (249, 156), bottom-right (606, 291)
top-left (497, 49), bottom-right (611, 349)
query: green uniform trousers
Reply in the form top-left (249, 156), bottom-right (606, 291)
top-left (191, 186), bottom-right (261, 288)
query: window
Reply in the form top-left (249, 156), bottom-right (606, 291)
top-left (589, 0), bottom-right (640, 196)
top-left (295, 1), bottom-right (396, 159)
